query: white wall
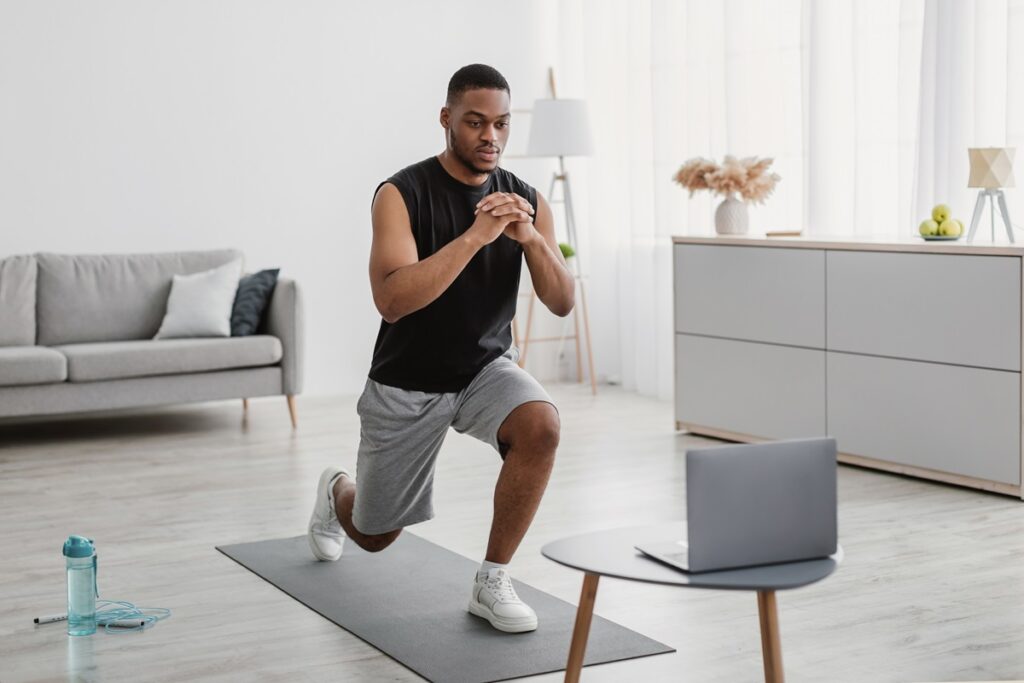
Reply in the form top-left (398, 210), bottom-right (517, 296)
top-left (0, 1), bottom-right (574, 395)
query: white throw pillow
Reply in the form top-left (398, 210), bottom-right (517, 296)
top-left (154, 259), bottom-right (243, 339)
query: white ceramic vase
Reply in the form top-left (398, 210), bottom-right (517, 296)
top-left (714, 193), bottom-right (749, 235)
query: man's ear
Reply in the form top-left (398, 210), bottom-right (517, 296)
top-left (440, 107), bottom-right (450, 130)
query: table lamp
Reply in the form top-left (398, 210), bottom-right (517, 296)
top-left (966, 147), bottom-right (1016, 243)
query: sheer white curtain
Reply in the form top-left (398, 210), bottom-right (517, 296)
top-left (554, 0), bottom-right (1024, 399)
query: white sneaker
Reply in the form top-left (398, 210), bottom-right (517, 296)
top-left (307, 466), bottom-right (349, 561)
top-left (468, 568), bottom-right (538, 633)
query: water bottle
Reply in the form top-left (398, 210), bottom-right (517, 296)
top-left (63, 536), bottom-right (97, 636)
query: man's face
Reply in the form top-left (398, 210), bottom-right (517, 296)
top-left (441, 88), bottom-right (511, 175)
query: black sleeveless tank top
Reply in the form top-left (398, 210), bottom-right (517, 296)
top-left (368, 156), bottom-right (538, 392)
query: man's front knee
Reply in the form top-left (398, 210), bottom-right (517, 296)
top-left (533, 417), bottom-right (560, 453)
top-left (514, 406), bottom-right (561, 454)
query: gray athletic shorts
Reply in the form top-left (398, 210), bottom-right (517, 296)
top-left (351, 348), bottom-right (555, 535)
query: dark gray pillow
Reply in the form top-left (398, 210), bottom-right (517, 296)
top-left (231, 269), bottom-right (279, 336)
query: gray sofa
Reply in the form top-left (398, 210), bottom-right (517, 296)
top-left (0, 249), bottom-right (303, 426)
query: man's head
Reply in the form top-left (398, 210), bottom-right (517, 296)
top-left (440, 64), bottom-right (511, 176)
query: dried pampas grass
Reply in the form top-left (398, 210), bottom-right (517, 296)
top-left (673, 155), bottom-right (780, 205)
top-left (672, 157), bottom-right (718, 196)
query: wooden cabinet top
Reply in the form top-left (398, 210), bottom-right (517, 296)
top-left (672, 234), bottom-right (1024, 257)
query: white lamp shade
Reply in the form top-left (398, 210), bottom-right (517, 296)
top-left (526, 99), bottom-right (593, 157)
top-left (968, 147), bottom-right (1015, 188)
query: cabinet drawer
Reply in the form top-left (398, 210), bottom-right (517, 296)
top-left (827, 251), bottom-right (1021, 370)
top-left (827, 352), bottom-right (1020, 485)
top-left (674, 244), bottom-right (825, 347)
top-left (676, 334), bottom-right (826, 439)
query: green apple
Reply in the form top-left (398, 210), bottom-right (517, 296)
top-left (932, 204), bottom-right (951, 223)
top-left (919, 219), bottom-right (939, 236)
top-left (939, 218), bottom-right (961, 237)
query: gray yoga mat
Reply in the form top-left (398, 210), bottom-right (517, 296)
top-left (217, 533), bottom-right (673, 683)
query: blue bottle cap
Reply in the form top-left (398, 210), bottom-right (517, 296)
top-left (63, 535), bottom-right (95, 558)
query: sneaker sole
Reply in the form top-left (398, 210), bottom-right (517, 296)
top-left (467, 599), bottom-right (538, 633)
top-left (307, 467), bottom-right (347, 561)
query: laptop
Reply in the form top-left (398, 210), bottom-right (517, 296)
top-left (636, 437), bottom-right (837, 573)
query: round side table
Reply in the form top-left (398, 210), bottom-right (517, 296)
top-left (542, 522), bottom-right (842, 683)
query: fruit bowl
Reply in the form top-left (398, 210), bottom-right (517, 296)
top-left (919, 204), bottom-right (964, 240)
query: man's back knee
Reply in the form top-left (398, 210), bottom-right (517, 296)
top-left (356, 529), bottom-right (401, 553)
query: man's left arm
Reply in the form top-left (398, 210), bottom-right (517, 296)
top-left (477, 191), bottom-right (575, 317)
top-left (518, 193), bottom-right (575, 317)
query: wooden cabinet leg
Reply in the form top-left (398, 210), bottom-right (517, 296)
top-left (286, 395), bottom-right (298, 429)
top-left (757, 590), bottom-right (784, 683)
top-left (565, 573), bottom-right (600, 683)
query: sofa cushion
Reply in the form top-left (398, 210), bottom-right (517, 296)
top-left (54, 336), bottom-right (283, 382)
top-left (0, 347), bottom-right (67, 387)
top-left (0, 255), bottom-right (37, 347)
top-left (155, 259), bottom-right (243, 339)
top-left (232, 269), bottom-right (280, 336)
top-left (36, 250), bottom-right (243, 346)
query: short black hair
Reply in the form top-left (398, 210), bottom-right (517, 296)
top-left (446, 64), bottom-right (510, 106)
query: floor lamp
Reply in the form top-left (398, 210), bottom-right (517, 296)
top-left (515, 71), bottom-right (597, 394)
top-left (966, 147), bottom-right (1016, 243)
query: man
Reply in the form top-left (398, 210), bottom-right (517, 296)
top-left (307, 64), bottom-right (575, 633)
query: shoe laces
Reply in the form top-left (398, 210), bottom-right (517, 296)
top-left (482, 569), bottom-right (520, 603)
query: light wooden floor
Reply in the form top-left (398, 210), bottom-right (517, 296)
top-left (2, 385), bottom-right (1024, 682)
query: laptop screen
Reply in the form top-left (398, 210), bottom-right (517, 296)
top-left (684, 437), bottom-right (837, 571)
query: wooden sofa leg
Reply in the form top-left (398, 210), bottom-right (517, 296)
top-left (242, 398), bottom-right (249, 412)
top-left (286, 395), bottom-right (298, 429)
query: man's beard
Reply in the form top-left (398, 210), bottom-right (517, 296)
top-left (450, 133), bottom-right (495, 176)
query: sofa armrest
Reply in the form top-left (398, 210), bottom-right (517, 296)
top-left (264, 278), bottom-right (304, 395)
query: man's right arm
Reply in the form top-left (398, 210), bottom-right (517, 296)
top-left (369, 184), bottom-right (530, 323)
